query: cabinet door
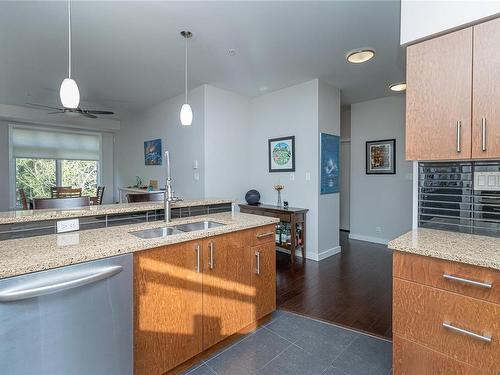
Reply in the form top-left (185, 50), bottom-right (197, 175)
top-left (406, 28), bottom-right (473, 160)
top-left (251, 242), bottom-right (276, 321)
top-left (134, 242), bottom-right (203, 375)
top-left (473, 17), bottom-right (500, 158)
top-left (202, 232), bottom-right (253, 349)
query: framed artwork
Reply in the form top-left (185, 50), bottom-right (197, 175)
top-left (320, 133), bottom-right (340, 194)
top-left (268, 136), bottom-right (295, 172)
top-left (144, 139), bottom-right (162, 166)
top-left (366, 139), bottom-right (396, 174)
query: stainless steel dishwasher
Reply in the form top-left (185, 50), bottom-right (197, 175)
top-left (0, 254), bottom-right (133, 375)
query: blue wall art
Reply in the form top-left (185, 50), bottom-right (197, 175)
top-left (320, 133), bottom-right (340, 194)
top-left (144, 139), bottom-right (162, 166)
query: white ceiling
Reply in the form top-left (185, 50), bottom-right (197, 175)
top-left (0, 1), bottom-right (405, 115)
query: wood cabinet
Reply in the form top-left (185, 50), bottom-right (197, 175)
top-left (406, 28), bottom-right (473, 160)
top-left (250, 242), bottom-right (276, 320)
top-left (134, 226), bottom-right (276, 374)
top-left (134, 241), bottom-right (203, 375)
top-left (406, 16), bottom-right (500, 161)
top-left (472, 17), bottom-right (500, 159)
top-left (202, 232), bottom-right (253, 349)
top-left (393, 252), bottom-right (500, 374)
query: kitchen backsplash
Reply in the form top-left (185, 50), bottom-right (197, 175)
top-left (419, 161), bottom-right (500, 237)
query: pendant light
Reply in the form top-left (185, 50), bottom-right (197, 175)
top-left (59, 0), bottom-right (80, 109)
top-left (180, 31), bottom-right (193, 126)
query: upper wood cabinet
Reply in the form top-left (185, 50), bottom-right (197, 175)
top-left (406, 28), bottom-right (473, 160)
top-left (472, 17), bottom-right (500, 159)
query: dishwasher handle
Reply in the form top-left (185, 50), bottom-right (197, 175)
top-left (0, 265), bottom-right (123, 302)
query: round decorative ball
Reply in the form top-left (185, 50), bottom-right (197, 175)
top-left (245, 190), bottom-right (261, 205)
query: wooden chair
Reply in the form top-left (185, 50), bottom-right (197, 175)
top-left (18, 189), bottom-right (29, 210)
top-left (51, 187), bottom-right (82, 198)
top-left (33, 196), bottom-right (90, 210)
top-left (127, 192), bottom-right (164, 203)
top-left (90, 186), bottom-right (105, 205)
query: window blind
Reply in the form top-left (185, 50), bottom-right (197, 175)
top-left (12, 127), bottom-right (100, 161)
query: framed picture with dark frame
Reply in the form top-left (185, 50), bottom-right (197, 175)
top-left (268, 136), bottom-right (295, 172)
top-left (366, 139), bottom-right (396, 175)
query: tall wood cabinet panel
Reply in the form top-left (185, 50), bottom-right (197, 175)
top-left (472, 17), bottom-right (500, 158)
top-left (406, 27), bottom-right (473, 160)
top-left (202, 232), bottom-right (253, 349)
top-left (134, 242), bottom-right (203, 375)
top-left (250, 242), bottom-right (276, 321)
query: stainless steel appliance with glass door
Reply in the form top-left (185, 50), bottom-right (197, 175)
top-left (0, 254), bottom-right (133, 375)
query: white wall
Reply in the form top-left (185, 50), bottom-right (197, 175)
top-left (340, 106), bottom-right (351, 231)
top-left (0, 121), bottom-right (10, 211)
top-left (204, 85), bottom-right (251, 200)
top-left (350, 96), bottom-right (412, 244)
top-left (401, 0), bottom-right (500, 45)
top-left (114, 86), bottom-right (205, 201)
top-left (249, 80), bottom-right (321, 258)
top-left (317, 80), bottom-right (341, 258)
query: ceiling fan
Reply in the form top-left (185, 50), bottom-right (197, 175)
top-left (26, 102), bottom-right (114, 119)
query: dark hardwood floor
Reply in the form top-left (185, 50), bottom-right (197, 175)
top-left (276, 231), bottom-right (393, 339)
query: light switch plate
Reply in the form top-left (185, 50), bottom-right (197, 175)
top-left (56, 218), bottom-right (80, 233)
top-left (474, 171), bottom-right (500, 191)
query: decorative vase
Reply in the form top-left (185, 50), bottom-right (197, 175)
top-left (277, 190), bottom-right (282, 207)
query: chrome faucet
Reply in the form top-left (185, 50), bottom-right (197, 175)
top-left (164, 150), bottom-right (182, 222)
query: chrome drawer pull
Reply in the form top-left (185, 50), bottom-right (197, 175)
top-left (208, 242), bottom-right (215, 270)
top-left (456, 120), bottom-right (462, 153)
top-left (255, 251), bottom-right (261, 275)
top-left (195, 244), bottom-right (201, 273)
top-left (482, 117), bottom-right (487, 151)
top-left (443, 273), bottom-right (492, 289)
top-left (256, 232), bottom-right (274, 239)
top-left (442, 321), bottom-right (492, 343)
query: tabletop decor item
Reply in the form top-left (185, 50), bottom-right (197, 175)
top-left (144, 139), bottom-right (162, 166)
top-left (268, 136), bottom-right (295, 172)
top-left (245, 189), bottom-right (261, 205)
top-left (274, 183), bottom-right (284, 207)
top-left (320, 133), bottom-right (340, 194)
top-left (366, 139), bottom-right (396, 174)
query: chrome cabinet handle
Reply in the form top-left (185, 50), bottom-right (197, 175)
top-left (208, 241), bottom-right (215, 270)
top-left (0, 265), bottom-right (123, 302)
top-left (257, 232), bottom-right (274, 239)
top-left (443, 273), bottom-right (492, 289)
top-left (456, 120), bottom-right (461, 153)
top-left (443, 321), bottom-right (492, 343)
top-left (255, 251), bottom-right (261, 275)
top-left (195, 244), bottom-right (201, 273)
top-left (482, 117), bottom-right (487, 151)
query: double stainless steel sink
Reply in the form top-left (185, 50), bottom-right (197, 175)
top-left (129, 220), bottom-right (225, 239)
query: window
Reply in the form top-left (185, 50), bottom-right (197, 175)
top-left (11, 126), bottom-right (101, 207)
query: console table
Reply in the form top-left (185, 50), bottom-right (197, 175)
top-left (239, 204), bottom-right (308, 263)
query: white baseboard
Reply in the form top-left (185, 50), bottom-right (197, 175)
top-left (276, 246), bottom-right (341, 262)
top-left (348, 233), bottom-right (389, 245)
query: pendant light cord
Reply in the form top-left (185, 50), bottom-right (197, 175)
top-left (184, 36), bottom-right (188, 103)
top-left (68, 0), bottom-right (72, 78)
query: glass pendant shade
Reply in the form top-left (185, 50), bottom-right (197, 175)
top-left (180, 103), bottom-right (193, 126)
top-left (59, 78), bottom-right (80, 109)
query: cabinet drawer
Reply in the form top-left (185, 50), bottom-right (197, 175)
top-left (394, 251), bottom-right (499, 305)
top-left (249, 225), bottom-right (276, 246)
top-left (393, 278), bottom-right (500, 371)
top-left (393, 335), bottom-right (484, 375)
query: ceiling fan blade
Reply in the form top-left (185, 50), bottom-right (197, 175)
top-left (84, 110), bottom-right (115, 115)
top-left (82, 112), bottom-right (98, 119)
top-left (26, 102), bottom-right (63, 111)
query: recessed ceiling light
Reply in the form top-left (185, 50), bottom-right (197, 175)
top-left (259, 86), bottom-right (268, 92)
top-left (389, 82), bottom-right (406, 92)
top-left (345, 48), bottom-right (375, 64)
top-left (228, 49), bottom-right (236, 56)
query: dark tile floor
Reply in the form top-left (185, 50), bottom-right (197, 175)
top-left (182, 311), bottom-right (392, 375)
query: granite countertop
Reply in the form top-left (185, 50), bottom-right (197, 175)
top-left (388, 228), bottom-right (500, 271)
top-left (0, 212), bottom-right (279, 280)
top-left (0, 198), bottom-right (235, 225)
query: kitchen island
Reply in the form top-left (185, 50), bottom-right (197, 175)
top-left (0, 200), bottom-right (278, 374)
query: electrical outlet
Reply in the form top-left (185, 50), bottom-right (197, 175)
top-left (305, 172), bottom-right (311, 181)
top-left (289, 173), bottom-right (295, 181)
top-left (56, 218), bottom-right (80, 233)
top-left (375, 226), bottom-right (382, 234)
top-left (193, 172), bottom-right (200, 181)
